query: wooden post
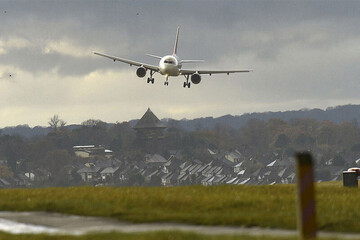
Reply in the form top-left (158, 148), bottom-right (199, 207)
top-left (295, 153), bottom-right (317, 239)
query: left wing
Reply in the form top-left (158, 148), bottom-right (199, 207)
top-left (93, 51), bottom-right (159, 72)
top-left (180, 69), bottom-right (251, 76)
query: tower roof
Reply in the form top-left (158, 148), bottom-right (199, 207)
top-left (134, 108), bottom-right (166, 129)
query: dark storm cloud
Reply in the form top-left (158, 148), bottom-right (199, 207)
top-left (1, 0), bottom-right (360, 77)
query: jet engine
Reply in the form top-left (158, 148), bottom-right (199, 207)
top-left (136, 67), bottom-right (147, 78)
top-left (191, 73), bottom-right (201, 84)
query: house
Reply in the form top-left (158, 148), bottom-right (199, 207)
top-left (73, 145), bottom-right (113, 159)
top-left (208, 148), bottom-right (217, 155)
top-left (15, 173), bottom-right (31, 186)
top-left (234, 161), bottom-right (245, 173)
top-left (105, 149), bottom-right (114, 158)
top-left (33, 168), bottom-right (51, 182)
top-left (77, 166), bottom-right (102, 182)
top-left (327, 166), bottom-right (344, 180)
top-left (238, 178), bottom-right (251, 185)
top-left (355, 158), bottom-right (360, 166)
top-left (145, 153), bottom-right (167, 165)
top-left (0, 178), bottom-right (11, 188)
top-left (118, 166), bottom-right (140, 183)
top-left (247, 178), bottom-right (260, 185)
top-left (212, 175), bottom-right (228, 185)
top-left (168, 150), bottom-right (183, 160)
top-left (202, 166), bottom-right (222, 177)
top-left (226, 177), bottom-right (238, 184)
top-left (277, 167), bottom-right (295, 184)
top-left (225, 150), bottom-right (243, 163)
top-left (161, 172), bottom-right (180, 186)
top-left (142, 169), bottom-right (161, 183)
top-left (266, 158), bottom-right (292, 168)
top-left (178, 172), bottom-right (192, 185)
top-left (24, 172), bottom-right (35, 181)
top-left (100, 167), bottom-right (120, 182)
top-left (262, 169), bottom-right (281, 183)
top-left (201, 176), bottom-right (215, 186)
top-left (163, 156), bottom-right (184, 173)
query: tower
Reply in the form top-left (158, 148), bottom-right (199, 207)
top-left (133, 108), bottom-right (166, 153)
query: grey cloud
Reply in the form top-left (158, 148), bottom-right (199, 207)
top-left (1, 1), bottom-right (360, 126)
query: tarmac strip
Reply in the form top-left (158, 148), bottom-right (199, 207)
top-left (0, 211), bottom-right (359, 239)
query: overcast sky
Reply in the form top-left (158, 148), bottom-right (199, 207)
top-left (1, 0), bottom-right (360, 127)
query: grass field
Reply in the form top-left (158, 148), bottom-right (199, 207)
top-left (0, 182), bottom-right (358, 233)
top-left (0, 231), bottom-right (345, 240)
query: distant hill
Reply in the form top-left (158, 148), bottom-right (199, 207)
top-left (0, 124), bottom-right (81, 138)
top-left (169, 104), bottom-right (360, 131)
top-left (2, 104), bottom-right (360, 138)
top-left (1, 125), bottom-right (51, 138)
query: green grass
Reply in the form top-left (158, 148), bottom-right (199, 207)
top-left (0, 182), bottom-right (358, 233)
top-left (0, 231), bottom-right (345, 240)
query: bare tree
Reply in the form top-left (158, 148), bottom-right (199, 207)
top-left (48, 115), bottom-right (67, 131)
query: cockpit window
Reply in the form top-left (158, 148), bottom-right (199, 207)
top-left (164, 59), bottom-right (175, 64)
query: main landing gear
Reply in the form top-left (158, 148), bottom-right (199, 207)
top-left (164, 75), bottom-right (169, 86)
top-left (183, 75), bottom-right (191, 88)
top-left (147, 70), bottom-right (155, 84)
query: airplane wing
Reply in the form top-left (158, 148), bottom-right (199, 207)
top-left (180, 69), bottom-right (251, 75)
top-left (93, 51), bottom-right (160, 72)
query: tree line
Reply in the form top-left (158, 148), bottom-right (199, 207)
top-left (0, 115), bottom-right (359, 185)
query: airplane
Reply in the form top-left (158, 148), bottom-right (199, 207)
top-left (93, 27), bottom-right (251, 88)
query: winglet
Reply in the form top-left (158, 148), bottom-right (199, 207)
top-left (173, 26), bottom-right (180, 55)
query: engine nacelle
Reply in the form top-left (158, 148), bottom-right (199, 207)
top-left (191, 73), bottom-right (201, 84)
top-left (136, 67), bottom-right (147, 78)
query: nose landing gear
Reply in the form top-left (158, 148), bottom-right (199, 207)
top-left (164, 75), bottom-right (169, 86)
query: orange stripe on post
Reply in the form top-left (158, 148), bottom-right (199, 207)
top-left (296, 153), bottom-right (317, 239)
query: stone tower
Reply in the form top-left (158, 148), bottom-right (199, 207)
top-left (133, 108), bottom-right (166, 153)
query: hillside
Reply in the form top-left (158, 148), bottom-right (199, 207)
top-left (171, 104), bottom-right (360, 131)
top-left (2, 104), bottom-right (360, 137)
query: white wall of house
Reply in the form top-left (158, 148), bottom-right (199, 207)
top-left (75, 151), bottom-right (90, 158)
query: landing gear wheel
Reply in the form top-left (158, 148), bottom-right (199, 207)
top-left (183, 82), bottom-right (187, 88)
top-left (188, 82), bottom-right (191, 88)
top-left (147, 77), bottom-right (155, 84)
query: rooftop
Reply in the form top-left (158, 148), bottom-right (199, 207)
top-left (134, 108), bottom-right (166, 129)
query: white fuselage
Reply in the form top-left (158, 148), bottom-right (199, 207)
top-left (159, 55), bottom-right (182, 76)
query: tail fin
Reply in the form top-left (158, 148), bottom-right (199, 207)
top-left (173, 26), bottom-right (180, 55)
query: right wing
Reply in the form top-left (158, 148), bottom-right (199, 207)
top-left (180, 60), bottom-right (205, 64)
top-left (180, 69), bottom-right (251, 75)
top-left (93, 51), bottom-right (160, 72)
